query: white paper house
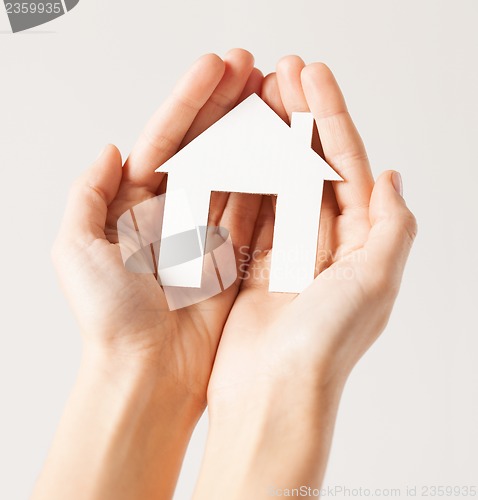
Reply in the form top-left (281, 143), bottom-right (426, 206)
top-left (156, 93), bottom-right (342, 293)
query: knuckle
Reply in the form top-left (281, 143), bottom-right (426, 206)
top-left (208, 90), bottom-right (234, 112)
top-left (406, 212), bottom-right (418, 240)
top-left (397, 210), bottom-right (418, 245)
top-left (172, 90), bottom-right (202, 112)
top-left (141, 129), bottom-right (177, 159)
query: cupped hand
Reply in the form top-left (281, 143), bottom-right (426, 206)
top-left (207, 57), bottom-right (418, 408)
top-left (52, 49), bottom-right (264, 411)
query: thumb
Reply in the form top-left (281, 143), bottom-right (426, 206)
top-left (363, 171), bottom-right (418, 288)
top-left (60, 145), bottom-right (123, 244)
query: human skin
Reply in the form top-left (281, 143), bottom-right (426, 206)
top-left (33, 51), bottom-right (417, 500)
top-left (193, 57), bottom-right (417, 499)
top-left (33, 49), bottom-right (265, 500)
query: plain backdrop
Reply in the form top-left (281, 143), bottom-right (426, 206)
top-left (1, 1), bottom-right (477, 498)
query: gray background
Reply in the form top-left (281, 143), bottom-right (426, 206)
top-left (0, 1), bottom-right (477, 498)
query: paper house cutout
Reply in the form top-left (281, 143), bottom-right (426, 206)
top-left (156, 93), bottom-right (342, 293)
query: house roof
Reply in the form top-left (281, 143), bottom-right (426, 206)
top-left (156, 93), bottom-right (342, 183)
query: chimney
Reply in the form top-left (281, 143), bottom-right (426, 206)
top-left (290, 112), bottom-right (314, 149)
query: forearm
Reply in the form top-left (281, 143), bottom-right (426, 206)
top-left (194, 380), bottom-right (344, 500)
top-left (33, 345), bottom-right (201, 500)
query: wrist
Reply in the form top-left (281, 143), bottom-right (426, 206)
top-left (208, 376), bottom-right (344, 441)
top-left (34, 344), bottom-right (201, 500)
top-left (80, 342), bottom-right (205, 424)
top-left (207, 350), bottom-right (347, 423)
top-left (195, 381), bottom-right (344, 499)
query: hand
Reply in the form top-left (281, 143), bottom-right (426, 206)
top-left (53, 49), bottom-right (263, 408)
top-left (195, 57), bottom-right (417, 499)
top-left (39, 49), bottom-right (264, 500)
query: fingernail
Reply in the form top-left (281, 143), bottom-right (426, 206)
top-left (392, 171), bottom-right (403, 197)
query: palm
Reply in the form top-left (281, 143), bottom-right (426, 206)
top-left (235, 194), bottom-right (369, 312)
top-left (90, 186), bottom-right (255, 401)
top-left (209, 199), bottom-right (367, 384)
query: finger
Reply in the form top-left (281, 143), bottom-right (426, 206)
top-left (249, 195), bottom-right (275, 252)
top-left (181, 48), bottom-right (255, 147)
top-left (237, 67), bottom-right (264, 103)
top-left (275, 57), bottom-right (324, 161)
top-left (241, 195), bottom-right (275, 289)
top-left (363, 171), bottom-right (417, 292)
top-left (218, 192), bottom-right (263, 282)
top-left (260, 73), bottom-right (286, 214)
top-left (276, 55), bottom-right (308, 117)
top-left (301, 63), bottom-right (374, 213)
top-left (261, 72), bottom-right (288, 122)
top-left (273, 59), bottom-right (339, 218)
top-left (123, 54), bottom-right (225, 192)
top-left (60, 145), bottom-right (123, 244)
top-left (181, 49), bottom-right (255, 226)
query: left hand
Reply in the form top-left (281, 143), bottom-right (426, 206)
top-left (208, 56), bottom-right (417, 405)
top-left (194, 57), bottom-right (417, 499)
